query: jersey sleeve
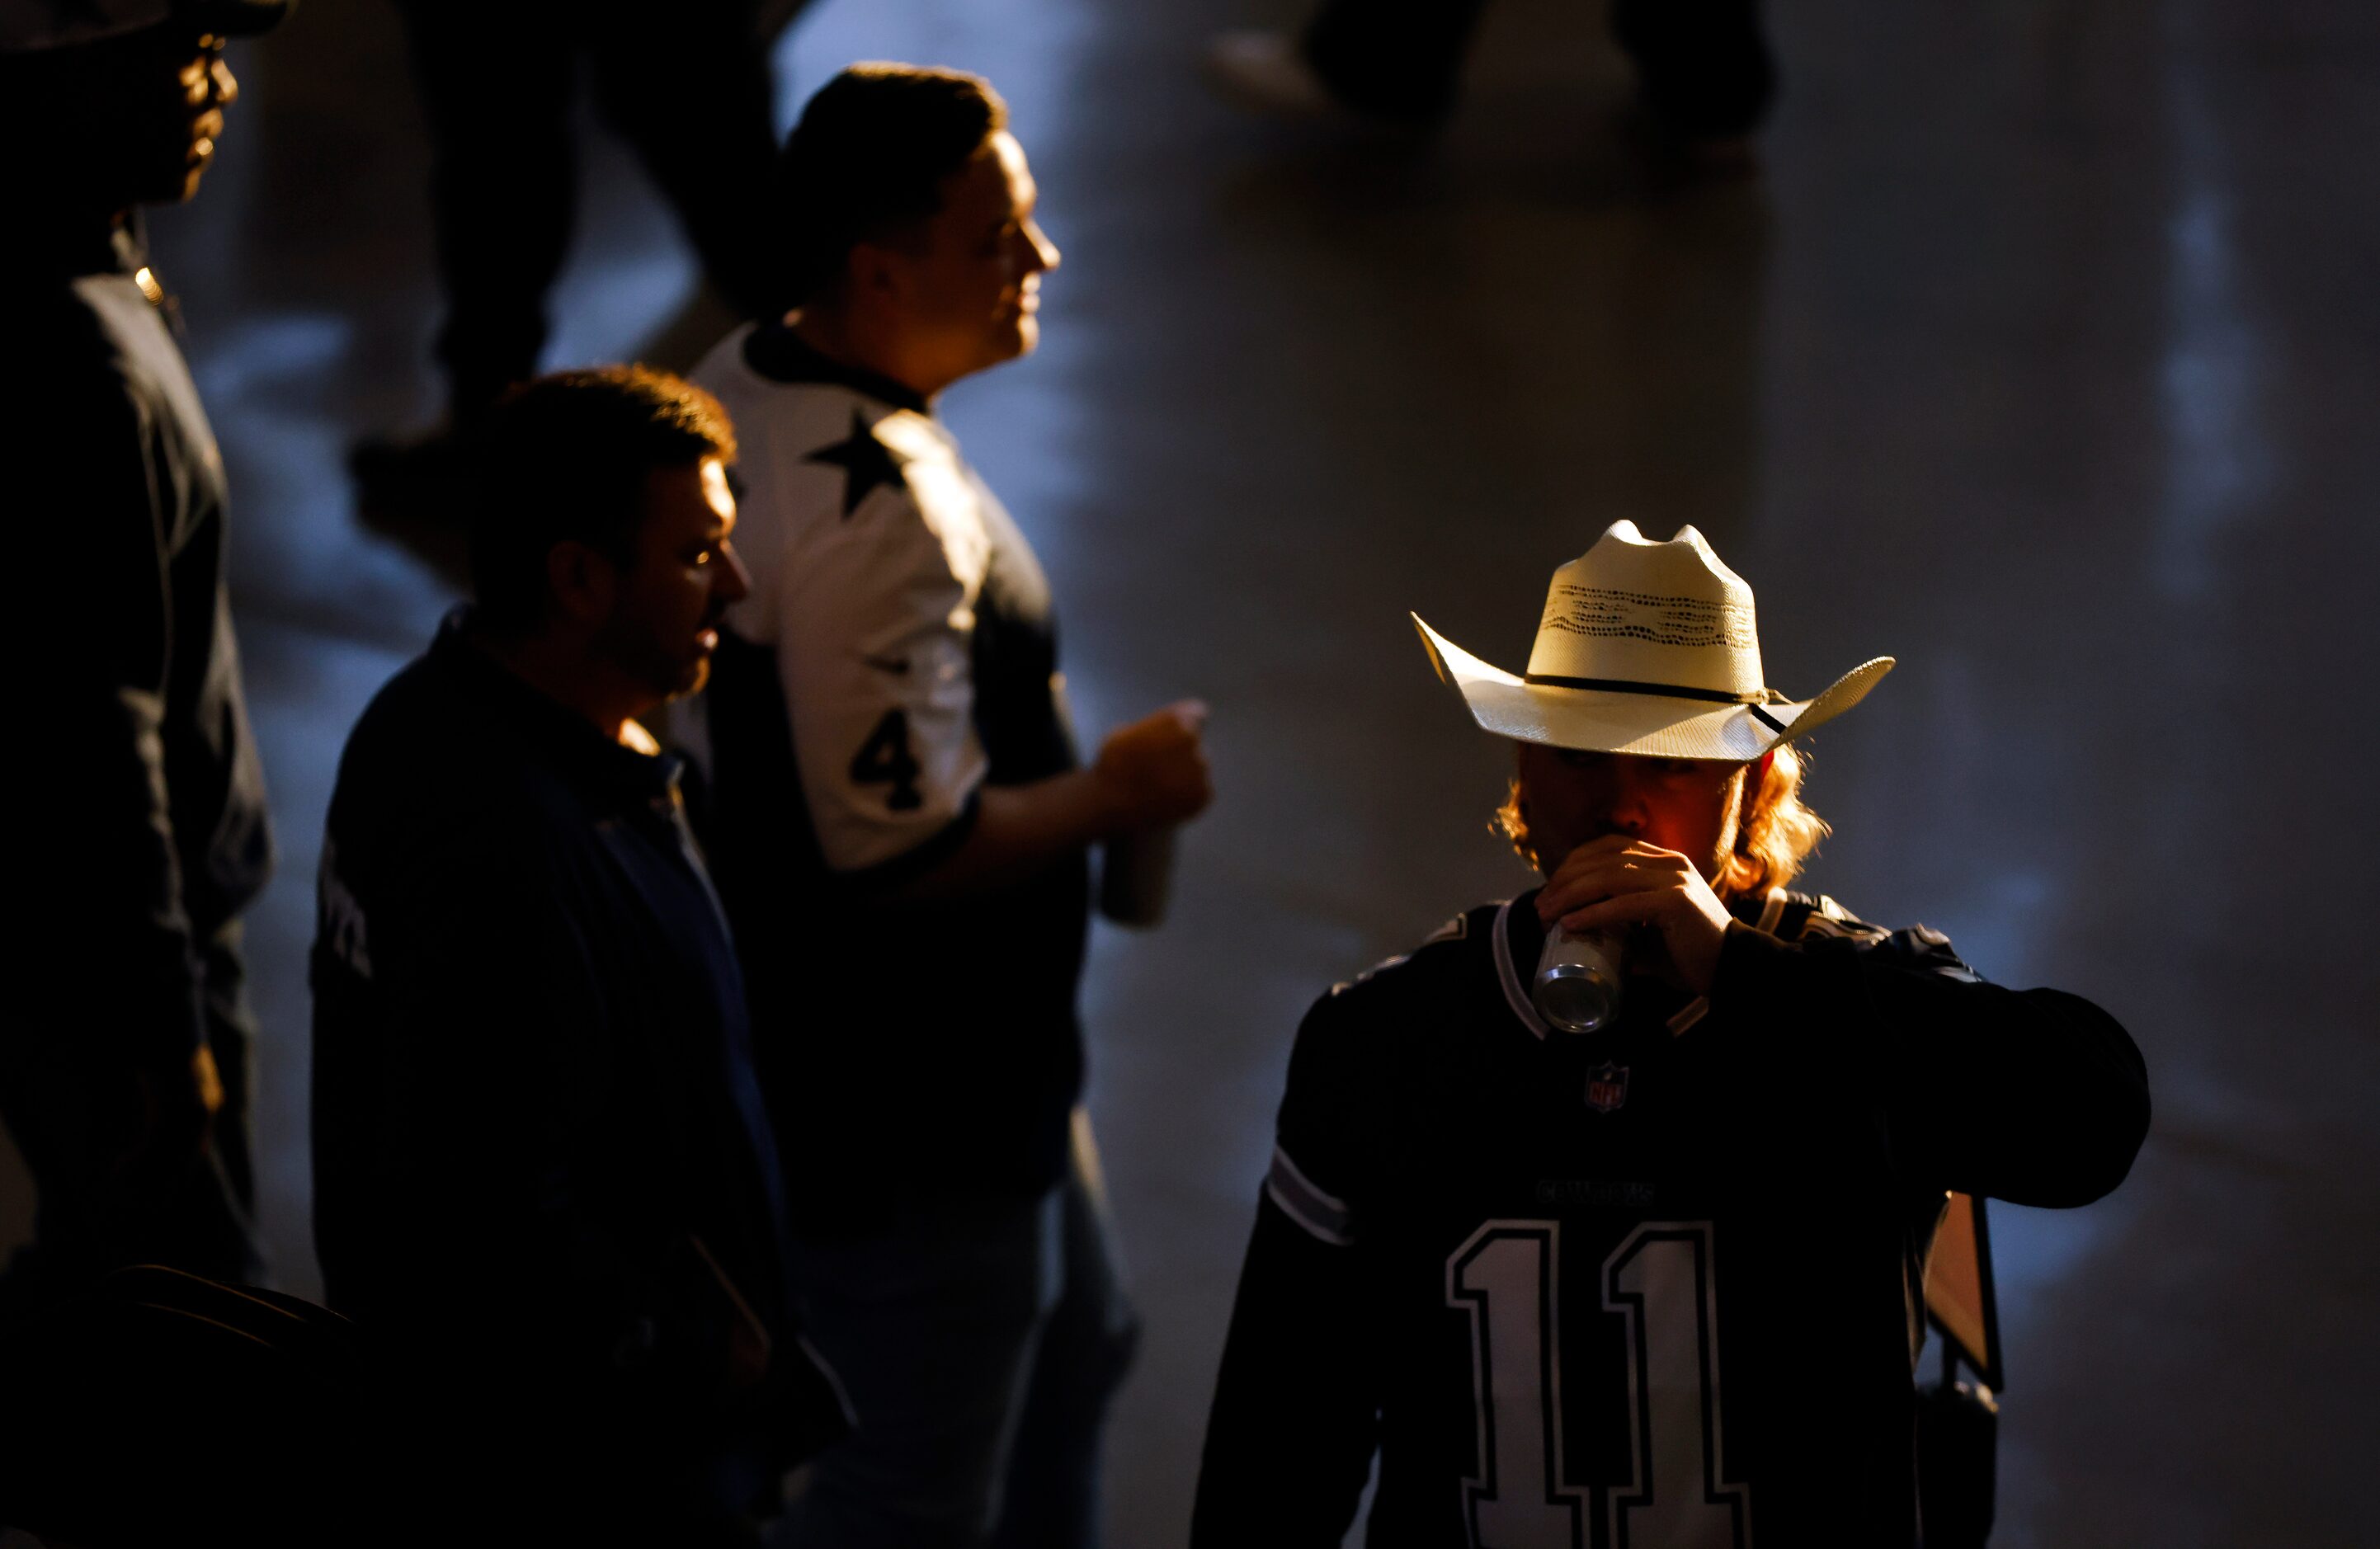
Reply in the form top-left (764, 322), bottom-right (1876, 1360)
top-left (1713, 905), bottom-right (2151, 1208)
top-left (771, 443), bottom-right (989, 882)
top-left (1265, 985), bottom-right (1388, 1250)
top-left (1194, 985), bottom-right (1390, 1546)
top-left (1790, 896), bottom-right (1984, 982)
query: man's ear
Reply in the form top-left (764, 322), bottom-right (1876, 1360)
top-left (544, 539), bottom-right (619, 629)
top-left (843, 239), bottom-right (907, 313)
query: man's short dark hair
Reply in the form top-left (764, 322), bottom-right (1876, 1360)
top-left (469, 365), bottom-right (736, 632)
top-left (777, 63), bottom-right (1009, 306)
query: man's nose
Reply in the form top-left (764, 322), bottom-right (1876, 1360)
top-left (211, 57), bottom-right (240, 108)
top-left (1600, 806), bottom-right (1647, 838)
top-left (1599, 774), bottom-right (1654, 836)
top-left (1024, 220), bottom-right (1060, 275)
top-left (715, 541), bottom-right (753, 605)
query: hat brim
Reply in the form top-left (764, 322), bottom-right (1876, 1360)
top-left (1413, 614), bottom-right (1892, 760)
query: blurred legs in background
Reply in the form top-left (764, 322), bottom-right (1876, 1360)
top-left (776, 1129), bottom-right (1137, 1549)
top-left (357, 0), bottom-right (790, 503)
top-left (1209, 0), bottom-right (1776, 148)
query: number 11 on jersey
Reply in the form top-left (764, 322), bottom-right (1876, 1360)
top-left (1449, 1223), bottom-right (1588, 1547)
top-left (1448, 1221), bottom-right (1751, 1549)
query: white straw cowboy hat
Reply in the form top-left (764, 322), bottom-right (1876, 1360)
top-left (1413, 520), bottom-right (1894, 762)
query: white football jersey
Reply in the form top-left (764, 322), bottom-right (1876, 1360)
top-left (693, 323), bottom-right (1058, 876)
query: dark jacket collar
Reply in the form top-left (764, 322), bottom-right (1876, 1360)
top-left (742, 319), bottom-right (932, 415)
top-left (428, 611), bottom-right (682, 808)
top-left (8, 212), bottom-right (144, 285)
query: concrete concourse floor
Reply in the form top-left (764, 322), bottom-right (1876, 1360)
top-left (5, 0), bottom-right (2377, 1542)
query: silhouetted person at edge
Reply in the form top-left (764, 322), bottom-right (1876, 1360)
top-left (312, 369), bottom-right (846, 1544)
top-left (351, 0), bottom-right (801, 501)
top-left (0, 0), bottom-right (286, 1311)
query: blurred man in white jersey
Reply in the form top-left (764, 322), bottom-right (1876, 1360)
top-left (686, 64), bottom-right (1212, 1549)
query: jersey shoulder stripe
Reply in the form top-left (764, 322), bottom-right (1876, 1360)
top-left (1751, 888), bottom-right (1889, 945)
top-left (1754, 889), bottom-right (1983, 981)
top-left (1327, 906), bottom-right (1484, 997)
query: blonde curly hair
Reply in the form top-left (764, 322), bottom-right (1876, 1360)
top-left (1495, 741), bottom-right (1831, 900)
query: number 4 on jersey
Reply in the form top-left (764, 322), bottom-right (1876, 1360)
top-left (1448, 1221), bottom-right (1749, 1549)
top-left (851, 709), bottom-right (925, 812)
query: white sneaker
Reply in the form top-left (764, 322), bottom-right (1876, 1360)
top-left (1202, 30), bottom-right (1362, 123)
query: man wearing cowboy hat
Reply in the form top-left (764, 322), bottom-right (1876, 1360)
top-left (1190, 522), bottom-right (2150, 1547)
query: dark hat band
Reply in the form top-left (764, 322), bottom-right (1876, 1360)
top-left (1521, 672), bottom-right (1789, 734)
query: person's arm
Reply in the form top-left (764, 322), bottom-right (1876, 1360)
top-left (27, 357), bottom-right (218, 1159)
top-left (893, 704), bottom-right (1210, 901)
top-left (315, 812), bottom-right (737, 1402)
top-left (1193, 1195), bottom-right (1380, 1546)
top-left (1713, 923), bottom-right (2150, 1206)
top-left (772, 473), bottom-right (1209, 900)
top-left (316, 815), bottom-right (600, 1331)
top-left (1540, 836), bottom-right (2150, 1207)
top-left (1192, 991), bottom-right (1384, 1543)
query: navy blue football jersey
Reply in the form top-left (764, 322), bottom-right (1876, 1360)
top-left (1195, 888), bottom-right (2149, 1548)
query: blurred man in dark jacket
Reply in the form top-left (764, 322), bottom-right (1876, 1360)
top-left (2, 0), bottom-right (289, 1307)
top-left (311, 367), bottom-right (845, 1543)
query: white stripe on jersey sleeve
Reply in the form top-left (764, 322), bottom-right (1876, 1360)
top-left (1796, 897), bottom-right (1891, 944)
top-left (1266, 1144), bottom-right (1356, 1247)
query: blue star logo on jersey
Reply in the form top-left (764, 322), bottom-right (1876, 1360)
top-left (1586, 1061), bottom-right (1629, 1113)
top-left (805, 410), bottom-right (908, 518)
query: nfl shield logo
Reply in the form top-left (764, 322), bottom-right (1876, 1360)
top-left (1585, 1062), bottom-right (1629, 1113)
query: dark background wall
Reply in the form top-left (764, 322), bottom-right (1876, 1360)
top-left (5, 0), bottom-right (2375, 1542)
